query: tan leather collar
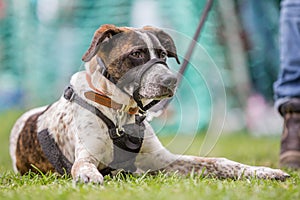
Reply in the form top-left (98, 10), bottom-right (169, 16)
top-left (84, 91), bottom-right (139, 115)
top-left (85, 73), bottom-right (139, 115)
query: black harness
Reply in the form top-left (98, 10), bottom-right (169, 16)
top-left (63, 86), bottom-right (145, 176)
top-left (38, 58), bottom-right (167, 176)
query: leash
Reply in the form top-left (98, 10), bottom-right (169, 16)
top-left (149, 0), bottom-right (214, 114)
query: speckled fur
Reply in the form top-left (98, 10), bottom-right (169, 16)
top-left (10, 25), bottom-right (289, 183)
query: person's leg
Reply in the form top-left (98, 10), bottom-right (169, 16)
top-left (274, 0), bottom-right (300, 168)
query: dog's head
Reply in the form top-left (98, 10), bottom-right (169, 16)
top-left (82, 24), bottom-right (179, 101)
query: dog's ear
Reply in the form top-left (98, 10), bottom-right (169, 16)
top-left (82, 24), bottom-right (126, 62)
top-left (143, 26), bottom-right (180, 64)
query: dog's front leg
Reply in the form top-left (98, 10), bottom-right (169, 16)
top-left (69, 107), bottom-right (114, 184)
top-left (71, 147), bottom-right (104, 184)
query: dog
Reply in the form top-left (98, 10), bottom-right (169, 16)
top-left (10, 24), bottom-right (289, 183)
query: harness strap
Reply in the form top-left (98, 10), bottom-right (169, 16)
top-left (63, 85), bottom-right (144, 176)
top-left (64, 85), bottom-right (115, 129)
top-left (37, 129), bottom-right (73, 175)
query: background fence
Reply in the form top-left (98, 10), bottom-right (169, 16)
top-left (0, 0), bottom-right (282, 134)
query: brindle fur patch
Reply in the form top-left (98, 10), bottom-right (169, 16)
top-left (16, 106), bottom-right (55, 175)
top-left (98, 31), bottom-right (152, 81)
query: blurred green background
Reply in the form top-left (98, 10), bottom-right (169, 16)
top-left (0, 0), bottom-right (282, 135)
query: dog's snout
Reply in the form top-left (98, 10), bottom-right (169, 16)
top-left (159, 74), bottom-right (177, 88)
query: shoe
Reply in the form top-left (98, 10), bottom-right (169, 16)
top-left (279, 98), bottom-right (300, 169)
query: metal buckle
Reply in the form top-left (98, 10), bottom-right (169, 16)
top-left (109, 128), bottom-right (125, 139)
top-left (69, 90), bottom-right (75, 101)
top-left (116, 128), bottom-right (125, 137)
top-left (64, 86), bottom-right (75, 101)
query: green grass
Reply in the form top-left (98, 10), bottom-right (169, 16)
top-left (0, 111), bottom-right (300, 200)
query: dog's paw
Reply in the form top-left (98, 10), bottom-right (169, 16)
top-left (244, 167), bottom-right (290, 181)
top-left (75, 171), bottom-right (104, 184)
top-left (72, 162), bottom-right (104, 184)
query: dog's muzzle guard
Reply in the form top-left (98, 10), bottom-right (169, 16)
top-left (116, 58), bottom-right (169, 113)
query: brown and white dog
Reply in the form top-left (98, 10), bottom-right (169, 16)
top-left (10, 24), bottom-right (289, 183)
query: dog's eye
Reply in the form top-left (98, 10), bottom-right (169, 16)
top-left (130, 50), bottom-right (144, 59)
top-left (160, 51), bottom-right (167, 60)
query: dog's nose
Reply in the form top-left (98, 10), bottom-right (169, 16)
top-left (159, 74), bottom-right (177, 88)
